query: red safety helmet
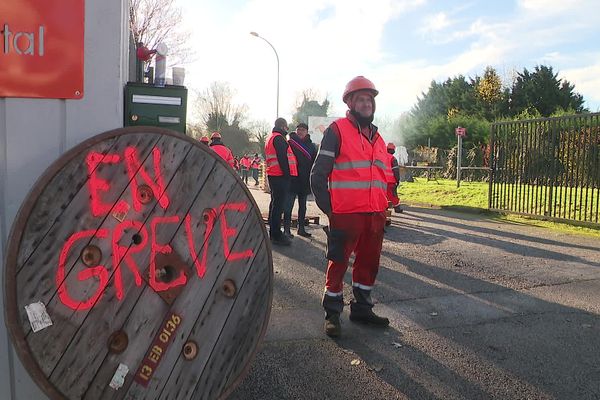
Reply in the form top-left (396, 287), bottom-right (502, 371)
top-left (200, 136), bottom-right (209, 143)
top-left (387, 142), bottom-right (396, 151)
top-left (210, 132), bottom-right (222, 139)
top-left (343, 76), bottom-right (379, 104)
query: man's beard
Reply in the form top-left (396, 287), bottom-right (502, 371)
top-left (350, 109), bottom-right (374, 127)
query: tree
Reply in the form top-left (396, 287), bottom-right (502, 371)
top-left (193, 82), bottom-right (254, 156)
top-left (195, 82), bottom-right (248, 132)
top-left (220, 125), bottom-right (252, 157)
top-left (412, 75), bottom-right (482, 120)
top-left (129, 0), bottom-right (193, 66)
top-left (291, 90), bottom-right (330, 128)
top-left (477, 66), bottom-right (505, 120)
top-left (509, 65), bottom-right (586, 117)
top-left (186, 122), bottom-right (203, 140)
top-left (245, 120), bottom-right (271, 157)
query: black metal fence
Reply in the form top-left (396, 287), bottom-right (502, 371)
top-left (489, 113), bottom-right (600, 226)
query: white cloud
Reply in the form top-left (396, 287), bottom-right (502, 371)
top-left (419, 12), bottom-right (451, 34)
top-left (518, 0), bottom-right (580, 12)
top-left (561, 59), bottom-right (600, 111)
top-left (176, 0), bottom-right (600, 125)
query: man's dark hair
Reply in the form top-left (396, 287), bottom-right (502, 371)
top-left (296, 123), bottom-right (308, 130)
top-left (274, 117), bottom-right (288, 130)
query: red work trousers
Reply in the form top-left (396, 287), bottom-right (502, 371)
top-left (386, 183), bottom-right (400, 207)
top-left (325, 212), bottom-right (386, 294)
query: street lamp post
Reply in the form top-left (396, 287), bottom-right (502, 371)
top-left (250, 31), bottom-right (279, 118)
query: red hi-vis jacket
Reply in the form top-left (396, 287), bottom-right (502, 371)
top-left (329, 118), bottom-right (388, 213)
top-left (211, 144), bottom-right (235, 168)
top-left (385, 152), bottom-right (397, 183)
top-left (240, 157), bottom-right (251, 169)
top-left (265, 132), bottom-right (298, 177)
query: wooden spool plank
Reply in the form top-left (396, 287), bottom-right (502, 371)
top-left (15, 137), bottom-right (119, 268)
top-left (16, 132), bottom-right (161, 336)
top-left (24, 134), bottom-right (192, 377)
top-left (47, 141), bottom-right (215, 398)
top-left (81, 150), bottom-right (238, 400)
top-left (139, 209), bottom-right (268, 400)
top-left (4, 127), bottom-right (272, 400)
top-left (175, 243), bottom-right (270, 400)
top-left (119, 181), bottom-right (265, 400)
top-left (97, 156), bottom-right (244, 400)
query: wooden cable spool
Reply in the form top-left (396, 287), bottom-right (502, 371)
top-left (3, 127), bottom-right (273, 400)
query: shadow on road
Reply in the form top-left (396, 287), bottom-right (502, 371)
top-left (232, 208), bottom-right (600, 400)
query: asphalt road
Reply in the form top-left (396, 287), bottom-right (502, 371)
top-left (229, 186), bottom-right (600, 400)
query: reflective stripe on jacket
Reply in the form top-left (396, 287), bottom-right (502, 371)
top-left (329, 118), bottom-right (388, 213)
top-left (265, 132), bottom-right (298, 177)
top-left (385, 153), bottom-right (397, 183)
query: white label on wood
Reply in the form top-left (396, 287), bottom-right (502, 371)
top-left (109, 363), bottom-right (129, 390)
top-left (24, 302), bottom-right (53, 333)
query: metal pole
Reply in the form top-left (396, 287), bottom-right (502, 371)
top-left (457, 134), bottom-right (462, 188)
top-left (250, 32), bottom-right (279, 118)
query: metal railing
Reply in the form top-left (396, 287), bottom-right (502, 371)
top-left (489, 113), bottom-right (600, 226)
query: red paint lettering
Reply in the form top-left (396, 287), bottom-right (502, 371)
top-left (125, 146), bottom-right (170, 212)
top-left (86, 152), bottom-right (128, 217)
top-left (218, 203), bottom-right (254, 262)
top-left (184, 210), bottom-right (216, 279)
top-left (112, 220), bottom-right (148, 300)
top-left (56, 229), bottom-right (110, 310)
top-left (149, 216), bottom-right (187, 291)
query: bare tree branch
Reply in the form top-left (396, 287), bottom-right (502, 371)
top-left (129, 0), bottom-right (194, 66)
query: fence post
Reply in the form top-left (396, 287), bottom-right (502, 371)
top-left (488, 124), bottom-right (495, 210)
top-left (457, 134), bottom-right (462, 188)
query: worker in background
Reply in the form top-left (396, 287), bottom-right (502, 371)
top-left (200, 136), bottom-right (209, 146)
top-left (310, 76), bottom-right (390, 337)
top-left (386, 143), bottom-right (403, 213)
top-left (209, 132), bottom-right (235, 168)
top-left (265, 118), bottom-right (298, 246)
top-left (284, 123), bottom-right (317, 238)
top-left (240, 154), bottom-right (251, 184)
top-left (250, 154), bottom-right (261, 186)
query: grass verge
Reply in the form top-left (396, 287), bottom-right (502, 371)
top-left (398, 179), bottom-right (600, 238)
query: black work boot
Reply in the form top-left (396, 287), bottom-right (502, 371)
top-left (297, 228), bottom-right (312, 238)
top-left (325, 314), bottom-right (341, 337)
top-left (349, 306), bottom-right (390, 327)
top-left (322, 292), bottom-right (344, 337)
top-left (349, 286), bottom-right (389, 327)
top-left (283, 225), bottom-right (294, 239)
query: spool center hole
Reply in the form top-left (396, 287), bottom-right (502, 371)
top-left (157, 265), bottom-right (176, 283)
top-left (132, 234), bottom-right (142, 245)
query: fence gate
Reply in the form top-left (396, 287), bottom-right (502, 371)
top-left (489, 113), bottom-right (600, 226)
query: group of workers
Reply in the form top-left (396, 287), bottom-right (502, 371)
top-left (265, 120), bottom-right (318, 245)
top-left (198, 132), bottom-right (262, 186)
top-left (205, 76), bottom-right (401, 338)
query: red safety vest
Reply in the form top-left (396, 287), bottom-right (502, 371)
top-left (265, 132), bottom-right (298, 177)
top-left (211, 144), bottom-right (235, 168)
top-left (385, 153), bottom-right (397, 183)
top-left (240, 157), bottom-right (251, 169)
top-left (329, 118), bottom-right (388, 213)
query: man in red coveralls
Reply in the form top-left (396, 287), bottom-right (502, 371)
top-left (310, 76), bottom-right (390, 337)
top-left (385, 142), bottom-right (403, 213)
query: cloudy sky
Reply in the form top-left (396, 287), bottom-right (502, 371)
top-left (177, 0), bottom-right (600, 124)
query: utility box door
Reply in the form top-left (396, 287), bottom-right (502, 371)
top-left (124, 83), bottom-right (187, 134)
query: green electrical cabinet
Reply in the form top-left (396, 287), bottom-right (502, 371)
top-left (124, 82), bottom-right (188, 134)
